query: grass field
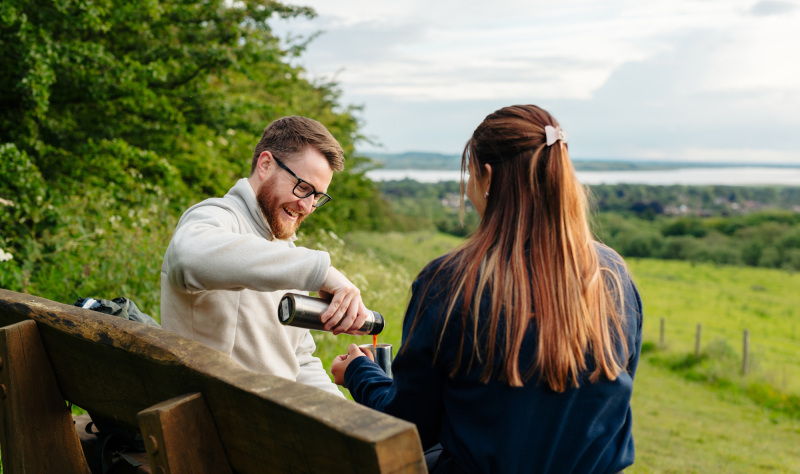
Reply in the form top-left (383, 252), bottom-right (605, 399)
top-left (304, 230), bottom-right (462, 369)
top-left (629, 258), bottom-right (800, 396)
top-left (629, 360), bottom-right (800, 473)
top-left (311, 230), bottom-right (800, 472)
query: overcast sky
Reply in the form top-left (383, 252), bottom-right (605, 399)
top-left (272, 0), bottom-right (800, 164)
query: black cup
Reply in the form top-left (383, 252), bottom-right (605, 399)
top-left (359, 343), bottom-right (393, 378)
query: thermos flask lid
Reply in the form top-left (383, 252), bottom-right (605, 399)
top-left (278, 294), bottom-right (295, 324)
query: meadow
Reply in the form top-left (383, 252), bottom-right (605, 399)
top-left (629, 259), bottom-right (800, 396)
top-left (310, 230), bottom-right (800, 473)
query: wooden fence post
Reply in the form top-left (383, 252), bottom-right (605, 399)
top-left (742, 329), bottom-right (750, 375)
top-left (694, 323), bottom-right (702, 357)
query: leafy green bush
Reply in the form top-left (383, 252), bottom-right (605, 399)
top-left (0, 143), bottom-right (59, 251)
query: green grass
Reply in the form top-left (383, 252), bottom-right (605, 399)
top-left (629, 357), bottom-right (800, 473)
top-left (304, 230), bottom-right (464, 386)
top-left (629, 259), bottom-right (800, 396)
top-left (316, 230), bottom-right (800, 471)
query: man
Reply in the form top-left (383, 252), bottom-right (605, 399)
top-left (161, 116), bottom-right (368, 397)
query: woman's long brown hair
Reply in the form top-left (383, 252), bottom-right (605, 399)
top-left (414, 105), bottom-right (627, 392)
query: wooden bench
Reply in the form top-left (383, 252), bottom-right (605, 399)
top-left (0, 289), bottom-right (426, 473)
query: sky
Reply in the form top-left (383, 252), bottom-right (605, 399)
top-left (271, 0), bottom-right (800, 164)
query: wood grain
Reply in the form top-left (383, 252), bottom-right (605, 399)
top-left (0, 320), bottom-right (90, 473)
top-left (0, 289), bottom-right (426, 473)
top-left (138, 392), bottom-right (233, 474)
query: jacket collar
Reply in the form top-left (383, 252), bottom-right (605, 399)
top-left (228, 178), bottom-right (298, 242)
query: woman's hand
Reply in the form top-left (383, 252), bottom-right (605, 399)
top-left (331, 343), bottom-right (374, 385)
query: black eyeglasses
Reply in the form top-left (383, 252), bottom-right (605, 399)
top-left (272, 155), bottom-right (333, 208)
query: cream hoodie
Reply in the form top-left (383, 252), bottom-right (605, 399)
top-left (161, 178), bottom-right (342, 397)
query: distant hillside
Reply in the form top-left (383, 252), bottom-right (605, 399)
top-left (360, 151), bottom-right (768, 171)
top-left (364, 152), bottom-right (462, 170)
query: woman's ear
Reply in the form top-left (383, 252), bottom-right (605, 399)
top-left (483, 163), bottom-right (493, 195)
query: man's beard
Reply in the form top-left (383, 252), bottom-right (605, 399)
top-left (256, 180), bottom-right (308, 240)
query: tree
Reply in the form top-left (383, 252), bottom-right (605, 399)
top-left (0, 0), bottom-right (390, 306)
top-left (1, 0), bottom-right (386, 230)
top-left (2, 0), bottom-right (318, 195)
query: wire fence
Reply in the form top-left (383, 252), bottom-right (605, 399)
top-left (653, 316), bottom-right (800, 398)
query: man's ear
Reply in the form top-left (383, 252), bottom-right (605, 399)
top-left (255, 151), bottom-right (273, 179)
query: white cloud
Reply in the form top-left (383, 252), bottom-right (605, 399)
top-left (277, 0), bottom-right (799, 101)
top-left (270, 0), bottom-right (800, 162)
top-left (698, 20), bottom-right (800, 93)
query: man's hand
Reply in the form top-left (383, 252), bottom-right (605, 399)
top-left (331, 343), bottom-right (373, 385)
top-left (318, 266), bottom-right (369, 335)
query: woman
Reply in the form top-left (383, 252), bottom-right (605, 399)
top-left (331, 105), bottom-right (643, 473)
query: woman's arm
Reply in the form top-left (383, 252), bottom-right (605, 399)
top-left (340, 276), bottom-right (446, 449)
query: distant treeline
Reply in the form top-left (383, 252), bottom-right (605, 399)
top-left (590, 184), bottom-right (800, 217)
top-left (363, 152), bottom-right (793, 172)
top-left (378, 180), bottom-right (800, 270)
top-left (595, 212), bottom-right (800, 270)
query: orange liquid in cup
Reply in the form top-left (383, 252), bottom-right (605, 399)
top-left (373, 334), bottom-right (378, 348)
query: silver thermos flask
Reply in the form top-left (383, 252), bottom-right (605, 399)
top-left (278, 293), bottom-right (385, 335)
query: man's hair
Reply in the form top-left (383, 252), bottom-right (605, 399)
top-left (250, 116), bottom-right (345, 174)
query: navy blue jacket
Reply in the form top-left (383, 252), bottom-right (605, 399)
top-left (345, 244), bottom-right (643, 473)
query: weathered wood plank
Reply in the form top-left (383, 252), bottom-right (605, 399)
top-left (0, 289), bottom-right (426, 473)
top-left (0, 319), bottom-right (90, 473)
top-left (138, 393), bottom-right (232, 474)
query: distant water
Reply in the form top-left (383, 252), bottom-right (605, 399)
top-left (366, 167), bottom-right (800, 186)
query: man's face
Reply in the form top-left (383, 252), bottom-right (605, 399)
top-left (256, 147), bottom-right (334, 240)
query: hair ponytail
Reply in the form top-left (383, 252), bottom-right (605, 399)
top-left (419, 105), bottom-right (627, 391)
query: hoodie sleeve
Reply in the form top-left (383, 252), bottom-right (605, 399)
top-left (295, 332), bottom-right (345, 398)
top-left (165, 204), bottom-right (330, 294)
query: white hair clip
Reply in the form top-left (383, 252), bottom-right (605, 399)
top-left (545, 125), bottom-right (568, 146)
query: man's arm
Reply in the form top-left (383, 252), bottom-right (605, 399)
top-left (166, 206), bottom-right (330, 293)
top-left (166, 205), bottom-right (369, 333)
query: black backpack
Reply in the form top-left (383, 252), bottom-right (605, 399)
top-left (72, 296), bottom-right (160, 473)
top-left (74, 296), bottom-right (160, 328)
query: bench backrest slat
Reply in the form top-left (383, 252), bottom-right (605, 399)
top-left (0, 289), bottom-right (425, 473)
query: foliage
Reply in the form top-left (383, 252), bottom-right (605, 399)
top-left (0, 0), bottom-right (395, 305)
top-left (0, 144), bottom-right (58, 248)
top-left (364, 152), bottom-right (719, 172)
top-left (375, 180), bottom-right (800, 269)
top-left (590, 183), bottom-right (800, 217)
top-left (308, 156), bottom-right (396, 235)
top-left (0, 0), bottom-right (381, 203)
top-left (377, 179), bottom-right (480, 236)
top-left (595, 210), bottom-right (800, 270)
top-left (365, 151), bottom-right (463, 170)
